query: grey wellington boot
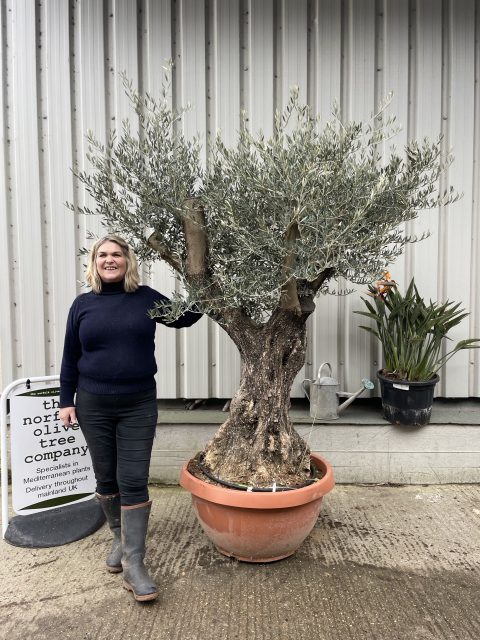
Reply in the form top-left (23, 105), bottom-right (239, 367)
top-left (121, 501), bottom-right (158, 602)
top-left (96, 493), bottom-right (123, 573)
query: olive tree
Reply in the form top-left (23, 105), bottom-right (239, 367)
top-left (71, 76), bottom-right (457, 486)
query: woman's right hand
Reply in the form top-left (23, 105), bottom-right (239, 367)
top-left (59, 406), bottom-right (78, 427)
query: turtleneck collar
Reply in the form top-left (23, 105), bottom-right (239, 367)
top-left (99, 280), bottom-right (126, 295)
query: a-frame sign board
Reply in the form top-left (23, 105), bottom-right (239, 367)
top-left (1, 376), bottom-right (105, 547)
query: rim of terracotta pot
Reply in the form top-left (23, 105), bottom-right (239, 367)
top-left (179, 452), bottom-right (334, 509)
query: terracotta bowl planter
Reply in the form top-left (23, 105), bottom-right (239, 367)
top-left (179, 453), bottom-right (334, 563)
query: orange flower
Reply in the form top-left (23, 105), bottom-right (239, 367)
top-left (367, 270), bottom-right (397, 298)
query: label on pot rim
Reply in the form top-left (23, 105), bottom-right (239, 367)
top-left (393, 383), bottom-right (409, 391)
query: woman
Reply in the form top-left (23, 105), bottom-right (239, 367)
top-left (59, 235), bottom-right (201, 602)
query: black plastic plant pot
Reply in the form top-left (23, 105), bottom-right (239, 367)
top-left (377, 370), bottom-right (440, 426)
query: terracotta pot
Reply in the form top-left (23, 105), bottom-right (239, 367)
top-left (179, 453), bottom-right (334, 563)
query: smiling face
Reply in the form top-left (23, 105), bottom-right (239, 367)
top-left (95, 240), bottom-right (128, 283)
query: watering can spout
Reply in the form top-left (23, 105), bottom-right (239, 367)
top-left (337, 378), bottom-right (374, 414)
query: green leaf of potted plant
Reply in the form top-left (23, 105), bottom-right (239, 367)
top-left (356, 277), bottom-right (480, 425)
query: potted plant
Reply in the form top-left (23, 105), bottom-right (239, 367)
top-left (356, 277), bottom-right (480, 425)
top-left (71, 74), bottom-right (458, 560)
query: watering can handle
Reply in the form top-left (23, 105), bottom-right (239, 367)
top-left (317, 362), bottom-right (332, 381)
top-left (302, 379), bottom-right (311, 401)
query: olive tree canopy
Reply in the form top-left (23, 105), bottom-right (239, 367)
top-left (70, 75), bottom-right (458, 485)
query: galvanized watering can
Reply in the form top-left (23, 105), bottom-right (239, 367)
top-left (302, 362), bottom-right (374, 421)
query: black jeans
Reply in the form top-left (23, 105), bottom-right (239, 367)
top-left (76, 388), bottom-right (158, 506)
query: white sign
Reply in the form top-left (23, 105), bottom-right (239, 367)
top-left (393, 383), bottom-right (410, 391)
top-left (10, 386), bottom-right (95, 514)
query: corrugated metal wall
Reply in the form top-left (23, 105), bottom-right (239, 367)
top-left (1, 0), bottom-right (479, 398)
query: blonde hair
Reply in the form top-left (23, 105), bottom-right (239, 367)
top-left (85, 235), bottom-right (140, 293)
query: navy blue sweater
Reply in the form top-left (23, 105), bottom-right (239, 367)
top-left (59, 281), bottom-right (202, 407)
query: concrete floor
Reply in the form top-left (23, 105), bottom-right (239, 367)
top-left (1, 483), bottom-right (480, 640)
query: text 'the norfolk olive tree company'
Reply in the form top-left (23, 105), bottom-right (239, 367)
top-left (69, 74), bottom-right (459, 488)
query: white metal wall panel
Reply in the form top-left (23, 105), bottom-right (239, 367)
top-left (341, 0), bottom-right (376, 392)
top-left (1, 0), bottom-right (480, 400)
top-left (309, 0), bottom-right (342, 387)
top-left (471, 2), bottom-right (480, 396)
top-left (377, 0), bottom-right (410, 384)
top-left (412, 0), bottom-right (446, 398)
top-left (76, 0), bottom-right (106, 248)
top-left (144, 0), bottom-right (172, 78)
top-left (178, 0), bottom-right (209, 398)
top-left (142, 0), bottom-right (180, 398)
top-left (280, 0), bottom-right (309, 395)
top-left (211, 0), bottom-right (241, 397)
top-left (248, 0), bottom-right (274, 136)
top-left (0, 0), bottom-right (14, 382)
top-left (11, 0), bottom-right (46, 378)
top-left (43, 1), bottom-right (77, 374)
top-left (410, 0), bottom-right (442, 299)
top-left (382, 0), bottom-right (409, 287)
top-left (112, 0), bottom-right (139, 123)
top-left (280, 0), bottom-right (308, 107)
top-left (442, 0), bottom-right (476, 396)
top-left (314, 0), bottom-right (342, 122)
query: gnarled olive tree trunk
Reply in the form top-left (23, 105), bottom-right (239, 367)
top-left (203, 304), bottom-right (315, 486)
top-left (149, 205), bottom-right (332, 486)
